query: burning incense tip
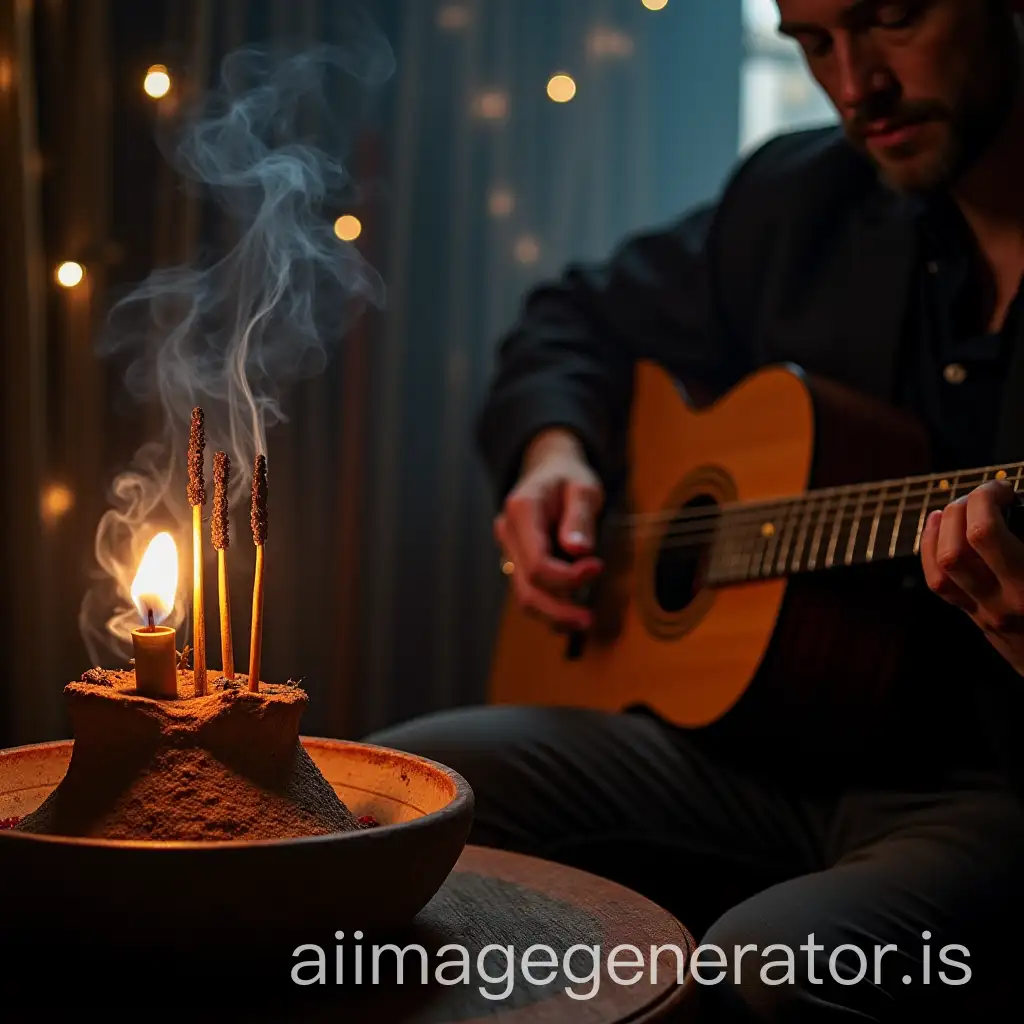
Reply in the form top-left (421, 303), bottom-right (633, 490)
top-left (248, 453), bottom-right (267, 693)
top-left (188, 407), bottom-right (206, 507)
top-left (251, 454), bottom-right (268, 546)
top-left (212, 451), bottom-right (230, 550)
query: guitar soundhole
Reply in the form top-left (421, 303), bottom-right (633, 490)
top-left (654, 494), bottom-right (717, 613)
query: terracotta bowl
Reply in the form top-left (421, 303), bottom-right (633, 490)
top-left (0, 736), bottom-right (473, 954)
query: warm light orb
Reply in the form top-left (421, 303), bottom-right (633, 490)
top-left (437, 4), bottom-right (471, 29)
top-left (642, 0), bottom-right (669, 11)
top-left (131, 532), bottom-right (178, 625)
top-left (55, 261), bottom-right (84, 288)
top-left (473, 90), bottom-right (509, 120)
top-left (546, 74), bottom-right (577, 103)
top-left (513, 235), bottom-right (541, 265)
top-left (334, 214), bottom-right (363, 242)
top-left (488, 187), bottom-right (515, 217)
top-left (41, 483), bottom-right (74, 524)
top-left (144, 64), bottom-right (172, 99)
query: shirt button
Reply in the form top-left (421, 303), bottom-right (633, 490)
top-left (943, 363), bottom-right (968, 384)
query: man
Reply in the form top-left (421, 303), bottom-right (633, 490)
top-left (367, 1), bottom-right (1024, 1018)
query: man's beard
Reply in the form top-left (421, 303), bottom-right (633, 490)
top-left (844, 13), bottom-right (1021, 193)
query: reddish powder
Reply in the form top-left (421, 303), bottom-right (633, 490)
top-left (16, 670), bottom-right (363, 842)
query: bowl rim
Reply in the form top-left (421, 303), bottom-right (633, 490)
top-left (0, 736), bottom-right (474, 852)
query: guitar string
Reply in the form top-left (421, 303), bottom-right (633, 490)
top-left (583, 485), bottom-right (1023, 556)
top-left (592, 516), bottom-right (945, 573)
top-left (597, 471), bottom-right (1024, 540)
top-left (599, 462), bottom-right (1024, 529)
top-left (614, 496), bottom-right (1013, 548)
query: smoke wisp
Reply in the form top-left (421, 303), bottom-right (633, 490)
top-left (79, 34), bottom-right (394, 665)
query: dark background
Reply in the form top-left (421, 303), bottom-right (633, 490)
top-left (0, 0), bottom-right (831, 746)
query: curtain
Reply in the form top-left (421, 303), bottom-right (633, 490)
top-left (0, 0), bottom-right (741, 746)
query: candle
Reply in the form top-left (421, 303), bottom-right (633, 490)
top-left (130, 531), bottom-right (179, 699)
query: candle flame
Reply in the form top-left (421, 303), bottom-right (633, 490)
top-left (130, 532), bottom-right (178, 625)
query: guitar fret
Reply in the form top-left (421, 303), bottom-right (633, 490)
top-left (844, 490), bottom-right (868, 566)
top-left (746, 521), bottom-right (767, 580)
top-left (807, 496), bottom-right (830, 571)
top-left (775, 501), bottom-right (800, 575)
top-left (762, 510), bottom-right (783, 578)
top-left (749, 507), bottom-right (781, 580)
top-left (790, 497), bottom-right (816, 573)
top-left (825, 493), bottom-right (847, 568)
top-left (865, 487), bottom-right (886, 562)
top-left (888, 481), bottom-right (911, 559)
top-left (913, 479), bottom-right (935, 555)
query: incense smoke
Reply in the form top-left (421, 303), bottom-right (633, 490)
top-left (79, 34), bottom-right (394, 665)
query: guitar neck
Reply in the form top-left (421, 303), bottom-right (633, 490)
top-left (707, 462), bottom-right (1024, 586)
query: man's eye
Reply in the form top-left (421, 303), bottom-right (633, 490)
top-left (799, 33), bottom-right (833, 58)
top-left (876, 4), bottom-right (917, 29)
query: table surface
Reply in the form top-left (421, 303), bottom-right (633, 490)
top-left (257, 843), bottom-right (697, 1023)
top-left (18, 844), bottom-right (695, 1021)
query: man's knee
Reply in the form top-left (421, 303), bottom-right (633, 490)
top-left (364, 704), bottom-right (589, 847)
top-left (687, 904), bottom-right (884, 1022)
top-left (363, 705), bottom-right (511, 789)
top-left (684, 910), bottom-right (798, 1022)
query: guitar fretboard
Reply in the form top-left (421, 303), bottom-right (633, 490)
top-left (705, 463), bottom-right (1024, 585)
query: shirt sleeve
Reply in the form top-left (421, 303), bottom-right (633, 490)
top-left (473, 199), bottom-right (743, 506)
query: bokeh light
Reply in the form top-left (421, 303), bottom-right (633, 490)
top-left (513, 235), bottom-right (541, 265)
top-left (546, 74), bottom-right (577, 104)
top-left (437, 5), bottom-right (471, 29)
top-left (473, 90), bottom-right (509, 120)
top-left (488, 187), bottom-right (515, 218)
top-left (334, 215), bottom-right (363, 242)
top-left (642, 0), bottom-right (669, 11)
top-left (55, 261), bottom-right (84, 288)
top-left (143, 64), bottom-right (172, 99)
top-left (41, 483), bottom-right (74, 525)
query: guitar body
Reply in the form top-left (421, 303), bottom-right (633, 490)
top-left (487, 362), bottom-right (930, 754)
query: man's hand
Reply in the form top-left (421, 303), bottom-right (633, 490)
top-left (921, 479), bottom-right (1024, 675)
top-left (494, 428), bottom-right (605, 631)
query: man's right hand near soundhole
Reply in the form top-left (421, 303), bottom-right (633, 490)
top-left (494, 428), bottom-right (605, 631)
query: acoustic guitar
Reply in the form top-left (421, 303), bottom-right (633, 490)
top-left (487, 361), bottom-right (1021, 749)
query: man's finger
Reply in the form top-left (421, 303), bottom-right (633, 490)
top-left (508, 521), bottom-right (603, 591)
top-left (966, 481), bottom-right (1024, 582)
top-left (504, 492), bottom-right (555, 572)
top-left (512, 576), bottom-right (593, 631)
top-left (506, 494), bottom-right (603, 588)
top-left (921, 508), bottom-right (975, 611)
top-left (936, 496), bottom-right (1000, 604)
top-left (558, 480), bottom-right (602, 554)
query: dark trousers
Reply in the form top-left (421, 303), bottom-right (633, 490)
top-left (365, 704), bottom-right (1024, 1021)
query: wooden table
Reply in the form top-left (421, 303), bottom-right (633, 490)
top-left (266, 844), bottom-right (697, 1023)
top-left (20, 845), bottom-right (695, 1021)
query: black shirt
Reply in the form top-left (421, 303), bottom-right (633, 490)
top-left (888, 194), bottom-right (1024, 775)
top-left (900, 194), bottom-right (1024, 472)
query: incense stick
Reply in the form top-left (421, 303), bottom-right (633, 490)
top-left (212, 451), bottom-right (234, 680)
top-left (248, 453), bottom-right (268, 693)
top-left (188, 407), bottom-right (208, 695)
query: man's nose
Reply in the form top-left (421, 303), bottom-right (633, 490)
top-left (833, 34), bottom-right (895, 116)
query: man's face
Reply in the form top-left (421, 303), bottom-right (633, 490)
top-left (775, 1), bottom-right (1022, 191)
